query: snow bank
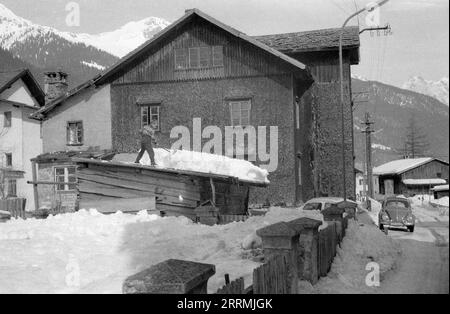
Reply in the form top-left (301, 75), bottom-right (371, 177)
top-left (114, 149), bottom-right (269, 184)
top-left (300, 220), bottom-right (401, 294)
top-left (0, 207), bottom-right (322, 294)
top-left (431, 196), bottom-right (449, 208)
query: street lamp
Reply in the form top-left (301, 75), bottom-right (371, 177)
top-left (339, 0), bottom-right (389, 201)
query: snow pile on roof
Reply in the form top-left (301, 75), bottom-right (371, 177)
top-left (402, 179), bottom-right (447, 186)
top-left (298, 220), bottom-right (401, 294)
top-left (373, 158), bottom-right (434, 175)
top-left (432, 184), bottom-right (449, 192)
top-left (114, 149), bottom-right (270, 184)
top-left (0, 207), bottom-right (322, 293)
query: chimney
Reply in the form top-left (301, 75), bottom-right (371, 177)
top-left (44, 69), bottom-right (68, 103)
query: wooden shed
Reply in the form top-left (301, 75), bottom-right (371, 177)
top-left (73, 158), bottom-right (268, 220)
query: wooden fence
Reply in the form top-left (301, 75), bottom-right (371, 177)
top-left (252, 254), bottom-right (290, 294)
top-left (0, 198), bottom-right (26, 219)
top-left (216, 277), bottom-right (245, 294)
top-left (318, 222), bottom-right (339, 277)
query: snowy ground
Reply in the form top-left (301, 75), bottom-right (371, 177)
top-left (298, 217), bottom-right (401, 294)
top-left (0, 207), bottom-right (323, 294)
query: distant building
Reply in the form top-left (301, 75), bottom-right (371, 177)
top-left (0, 69), bottom-right (45, 210)
top-left (373, 158), bottom-right (449, 197)
top-left (431, 184), bottom-right (449, 199)
top-left (355, 167), bottom-right (379, 201)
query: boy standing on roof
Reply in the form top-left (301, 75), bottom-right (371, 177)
top-left (135, 119), bottom-right (158, 166)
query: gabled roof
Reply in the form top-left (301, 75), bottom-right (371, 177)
top-left (95, 8), bottom-right (310, 85)
top-left (253, 26), bottom-right (360, 54)
top-left (373, 158), bottom-right (449, 176)
top-left (0, 69), bottom-right (45, 106)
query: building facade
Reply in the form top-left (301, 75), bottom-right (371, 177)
top-left (33, 9), bottom-right (360, 207)
top-left (0, 70), bottom-right (45, 210)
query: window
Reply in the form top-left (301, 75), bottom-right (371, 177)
top-left (189, 47), bottom-right (200, 68)
top-left (437, 172), bottom-right (442, 178)
top-left (212, 46), bottom-right (224, 67)
top-left (199, 47), bottom-right (211, 68)
top-left (303, 203), bottom-right (322, 211)
top-left (5, 153), bottom-right (12, 167)
top-left (175, 48), bottom-right (188, 70)
top-left (54, 166), bottom-right (77, 191)
top-left (4, 111), bottom-right (12, 128)
top-left (141, 105), bottom-right (160, 131)
top-left (67, 121), bottom-right (83, 146)
top-left (176, 46), bottom-right (224, 70)
top-left (230, 100), bottom-right (251, 126)
top-left (359, 179), bottom-right (364, 185)
top-left (7, 179), bottom-right (17, 197)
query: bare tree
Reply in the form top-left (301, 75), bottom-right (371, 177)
top-left (402, 116), bottom-right (430, 158)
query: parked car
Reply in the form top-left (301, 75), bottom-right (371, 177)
top-left (301, 197), bottom-right (357, 212)
top-left (379, 196), bottom-right (415, 232)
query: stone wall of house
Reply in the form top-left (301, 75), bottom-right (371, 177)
top-left (110, 75), bottom-right (298, 205)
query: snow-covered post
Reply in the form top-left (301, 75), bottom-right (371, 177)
top-left (256, 222), bottom-right (299, 293)
top-left (322, 205), bottom-right (346, 241)
top-left (122, 259), bottom-right (216, 294)
top-left (288, 218), bottom-right (322, 285)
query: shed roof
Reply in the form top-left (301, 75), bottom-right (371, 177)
top-left (432, 185), bottom-right (449, 192)
top-left (402, 179), bottom-right (447, 186)
top-left (253, 26), bottom-right (360, 54)
top-left (373, 158), bottom-right (449, 176)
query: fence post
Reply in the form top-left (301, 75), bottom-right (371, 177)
top-left (123, 259), bottom-right (216, 294)
top-left (256, 222), bottom-right (299, 294)
top-left (288, 218), bottom-right (322, 285)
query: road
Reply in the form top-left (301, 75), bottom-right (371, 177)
top-left (379, 205), bottom-right (449, 294)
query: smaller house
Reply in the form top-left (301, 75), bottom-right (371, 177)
top-left (431, 184), bottom-right (449, 199)
top-left (0, 69), bottom-right (45, 209)
top-left (373, 158), bottom-right (449, 197)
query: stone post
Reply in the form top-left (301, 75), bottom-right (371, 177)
top-left (256, 222), bottom-right (299, 293)
top-left (123, 259), bottom-right (216, 294)
top-left (322, 205), bottom-right (345, 241)
top-left (288, 218), bottom-right (322, 285)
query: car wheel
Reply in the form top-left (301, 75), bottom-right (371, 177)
top-left (408, 226), bottom-right (415, 233)
top-left (379, 223), bottom-right (384, 230)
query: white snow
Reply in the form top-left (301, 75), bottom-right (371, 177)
top-left (372, 143), bottom-right (392, 151)
top-left (0, 207), bottom-right (324, 294)
top-left (402, 178), bottom-right (447, 186)
top-left (432, 184), bottom-right (449, 192)
top-left (114, 149), bottom-right (270, 184)
top-left (298, 219), bottom-right (401, 293)
top-left (81, 61), bottom-right (106, 71)
top-left (0, 3), bottom-right (170, 58)
top-left (373, 158), bottom-right (434, 175)
top-left (431, 197), bottom-right (449, 208)
top-left (403, 76), bottom-right (449, 106)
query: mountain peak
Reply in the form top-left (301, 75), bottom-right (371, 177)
top-left (402, 76), bottom-right (449, 106)
top-left (0, 3), bottom-right (19, 20)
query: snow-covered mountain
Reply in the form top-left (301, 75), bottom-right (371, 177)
top-left (353, 78), bottom-right (449, 166)
top-left (402, 76), bottom-right (449, 106)
top-left (65, 18), bottom-right (170, 58)
top-left (0, 2), bottom-right (169, 86)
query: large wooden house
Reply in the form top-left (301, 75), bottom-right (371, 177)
top-left (32, 9), bottom-right (360, 207)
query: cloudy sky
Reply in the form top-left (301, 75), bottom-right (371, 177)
top-left (2, 0), bottom-right (448, 87)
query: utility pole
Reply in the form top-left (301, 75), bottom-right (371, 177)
top-left (361, 112), bottom-right (375, 199)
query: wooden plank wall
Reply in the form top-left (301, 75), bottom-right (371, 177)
top-left (113, 18), bottom-right (293, 84)
top-left (77, 163), bottom-right (202, 214)
top-left (318, 222), bottom-right (338, 278)
top-left (252, 255), bottom-right (289, 294)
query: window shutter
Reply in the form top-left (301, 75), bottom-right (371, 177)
top-left (212, 46), bottom-right (224, 67)
top-left (78, 122), bottom-right (83, 144)
top-left (66, 123), bottom-right (70, 144)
